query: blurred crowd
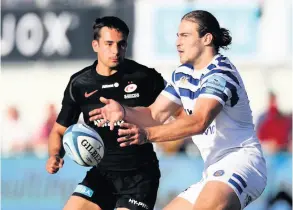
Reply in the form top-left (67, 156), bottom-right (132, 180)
top-left (1, 103), bottom-right (57, 158)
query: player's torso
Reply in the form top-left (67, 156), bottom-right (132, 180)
top-left (74, 75), bottom-right (154, 121)
top-left (174, 66), bottom-right (217, 141)
top-left (70, 61), bottom-right (162, 170)
top-left (173, 58), bottom-right (259, 165)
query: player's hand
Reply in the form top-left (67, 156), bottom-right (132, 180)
top-left (46, 155), bottom-right (64, 174)
top-left (89, 97), bottom-right (125, 130)
top-left (117, 123), bottom-right (150, 147)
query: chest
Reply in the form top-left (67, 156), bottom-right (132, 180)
top-left (75, 78), bottom-right (154, 116)
top-left (175, 73), bottom-right (203, 111)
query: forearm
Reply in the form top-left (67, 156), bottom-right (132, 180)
top-left (146, 115), bottom-right (206, 142)
top-left (124, 106), bottom-right (162, 127)
top-left (48, 123), bottom-right (67, 158)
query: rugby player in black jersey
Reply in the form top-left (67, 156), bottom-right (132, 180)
top-left (45, 16), bottom-right (166, 210)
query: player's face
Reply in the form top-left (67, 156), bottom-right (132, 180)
top-left (176, 20), bottom-right (205, 65)
top-left (92, 27), bottom-right (127, 68)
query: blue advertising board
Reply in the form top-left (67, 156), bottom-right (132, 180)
top-left (1, 153), bottom-right (291, 210)
top-left (154, 3), bottom-right (260, 59)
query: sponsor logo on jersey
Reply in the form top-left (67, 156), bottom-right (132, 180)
top-left (84, 89), bottom-right (98, 98)
top-left (93, 119), bottom-right (124, 127)
top-left (203, 125), bottom-right (216, 135)
top-left (206, 75), bottom-right (226, 92)
top-left (184, 109), bottom-right (193, 115)
top-left (124, 83), bottom-right (137, 93)
top-left (213, 170), bottom-right (225, 177)
top-left (102, 82), bottom-right (119, 89)
top-left (74, 185), bottom-right (94, 197)
top-left (179, 76), bottom-right (189, 84)
top-left (124, 93), bottom-right (139, 99)
top-left (129, 198), bottom-right (149, 209)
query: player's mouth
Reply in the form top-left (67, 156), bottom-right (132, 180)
top-left (110, 57), bottom-right (119, 62)
top-left (177, 50), bottom-right (184, 55)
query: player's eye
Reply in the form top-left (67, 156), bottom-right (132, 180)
top-left (118, 41), bottom-right (127, 49)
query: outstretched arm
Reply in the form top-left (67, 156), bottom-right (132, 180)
top-left (117, 97), bottom-right (222, 146)
top-left (89, 94), bottom-right (181, 129)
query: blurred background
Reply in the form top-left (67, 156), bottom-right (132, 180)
top-left (1, 0), bottom-right (292, 209)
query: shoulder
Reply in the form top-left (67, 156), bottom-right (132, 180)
top-left (174, 63), bottom-right (194, 74)
top-left (69, 63), bottom-right (93, 84)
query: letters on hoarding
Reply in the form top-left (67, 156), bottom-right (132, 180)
top-left (1, 4), bottom-right (134, 61)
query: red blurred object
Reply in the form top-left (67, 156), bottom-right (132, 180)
top-left (257, 92), bottom-right (292, 151)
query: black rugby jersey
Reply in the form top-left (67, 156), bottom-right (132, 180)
top-left (56, 59), bottom-right (165, 171)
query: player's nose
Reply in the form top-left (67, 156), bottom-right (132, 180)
top-left (176, 38), bottom-right (182, 47)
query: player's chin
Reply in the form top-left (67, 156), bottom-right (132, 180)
top-left (179, 57), bottom-right (188, 64)
top-left (109, 61), bottom-right (121, 68)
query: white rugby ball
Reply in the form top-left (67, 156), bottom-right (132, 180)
top-left (62, 123), bottom-right (104, 167)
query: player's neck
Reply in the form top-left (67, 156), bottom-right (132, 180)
top-left (96, 63), bottom-right (117, 76)
top-left (193, 50), bottom-right (217, 71)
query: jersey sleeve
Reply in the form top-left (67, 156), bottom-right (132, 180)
top-left (151, 68), bottom-right (167, 99)
top-left (56, 78), bottom-right (81, 127)
top-left (199, 71), bottom-right (240, 107)
top-left (161, 71), bottom-right (182, 105)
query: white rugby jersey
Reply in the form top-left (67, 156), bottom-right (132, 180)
top-left (162, 54), bottom-right (261, 169)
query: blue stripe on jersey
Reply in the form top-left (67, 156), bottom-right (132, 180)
top-left (226, 82), bottom-right (239, 107)
top-left (232, 173), bottom-right (247, 188)
top-left (228, 178), bottom-right (243, 194)
top-left (165, 85), bottom-right (180, 99)
top-left (200, 87), bottom-right (228, 102)
top-left (175, 72), bottom-right (200, 86)
top-left (179, 63), bottom-right (194, 69)
top-left (178, 88), bottom-right (200, 99)
top-left (207, 64), bottom-right (217, 70)
top-left (171, 71), bottom-right (176, 83)
top-left (202, 69), bottom-right (240, 85)
top-left (216, 56), bottom-right (233, 69)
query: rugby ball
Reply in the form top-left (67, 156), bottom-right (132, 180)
top-left (62, 123), bottom-right (104, 167)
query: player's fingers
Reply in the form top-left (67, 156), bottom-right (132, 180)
top-left (117, 134), bottom-right (135, 143)
top-left (120, 140), bottom-right (134, 147)
top-left (88, 108), bottom-right (101, 117)
top-left (47, 168), bottom-right (54, 174)
top-left (100, 97), bottom-right (110, 105)
top-left (118, 128), bottom-right (132, 136)
top-left (59, 159), bottom-right (64, 168)
top-left (53, 161), bottom-right (60, 166)
top-left (109, 121), bottom-right (115, 131)
top-left (48, 166), bottom-right (58, 174)
top-left (119, 123), bottom-right (133, 129)
top-left (51, 168), bottom-right (59, 174)
top-left (129, 140), bottom-right (139, 146)
top-left (89, 114), bottom-right (103, 121)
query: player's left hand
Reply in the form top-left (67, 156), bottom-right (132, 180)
top-left (117, 123), bottom-right (150, 147)
top-left (89, 97), bottom-right (124, 130)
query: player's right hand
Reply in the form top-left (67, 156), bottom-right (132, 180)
top-left (46, 155), bottom-right (64, 174)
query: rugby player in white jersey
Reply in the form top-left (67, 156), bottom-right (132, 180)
top-left (88, 10), bottom-right (267, 210)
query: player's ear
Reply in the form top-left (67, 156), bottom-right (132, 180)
top-left (92, 40), bottom-right (99, 53)
top-left (203, 33), bottom-right (213, 46)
